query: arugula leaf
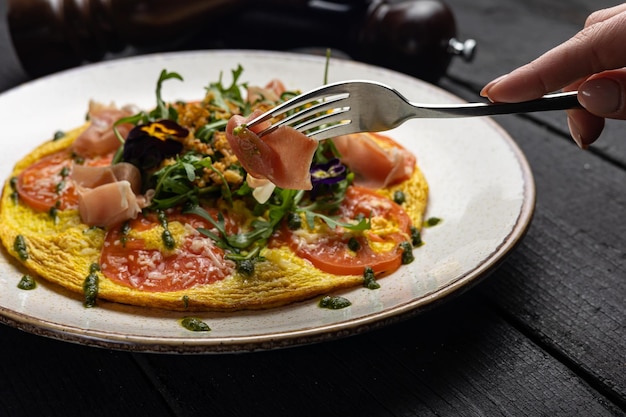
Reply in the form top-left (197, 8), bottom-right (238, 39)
top-left (300, 210), bottom-right (370, 232)
top-left (152, 70), bottom-right (183, 121)
top-left (111, 70), bottom-right (183, 165)
top-left (184, 188), bottom-right (300, 256)
top-left (108, 64), bottom-right (374, 266)
top-left (182, 162), bottom-right (196, 181)
top-left (205, 65), bottom-right (249, 115)
top-left (324, 48), bottom-right (331, 84)
top-left (149, 153), bottom-right (219, 210)
top-left (195, 120), bottom-right (228, 142)
top-left (111, 112), bottom-right (150, 164)
top-left (184, 181), bottom-right (369, 264)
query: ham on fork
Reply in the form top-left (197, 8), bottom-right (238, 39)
top-left (225, 112), bottom-right (318, 193)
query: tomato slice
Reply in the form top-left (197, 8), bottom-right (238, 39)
top-left (100, 210), bottom-right (234, 292)
top-left (273, 186), bottom-right (412, 276)
top-left (16, 150), bottom-right (114, 212)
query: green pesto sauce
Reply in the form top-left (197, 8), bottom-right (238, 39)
top-left (158, 210), bottom-right (176, 250)
top-left (13, 235), bottom-right (28, 261)
top-left (48, 205), bottom-right (59, 224)
top-left (399, 241), bottom-right (415, 265)
top-left (55, 179), bottom-right (66, 194)
top-left (319, 295), bottom-right (352, 310)
top-left (393, 190), bottom-right (406, 205)
top-left (410, 226), bottom-right (423, 247)
top-left (73, 153), bottom-right (85, 165)
top-left (119, 221), bottom-right (131, 247)
top-left (181, 317), bottom-right (211, 332)
top-left (9, 177), bottom-right (18, 204)
top-left (348, 237), bottom-right (360, 252)
top-left (17, 275), bottom-right (36, 290)
top-left (83, 264), bottom-right (100, 308)
top-left (161, 229), bottom-right (175, 250)
top-left (232, 124), bottom-right (246, 136)
top-left (425, 217), bottom-right (442, 227)
top-left (286, 212), bottom-right (302, 230)
top-left (363, 266), bottom-right (380, 290)
top-left (236, 258), bottom-right (255, 276)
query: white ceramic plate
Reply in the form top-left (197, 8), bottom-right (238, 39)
top-left (0, 50), bottom-right (534, 353)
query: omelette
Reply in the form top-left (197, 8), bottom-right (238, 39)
top-left (0, 68), bottom-right (429, 312)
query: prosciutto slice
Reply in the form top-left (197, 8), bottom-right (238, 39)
top-left (225, 112), bottom-right (318, 191)
top-left (246, 79), bottom-right (286, 104)
top-left (332, 133), bottom-right (416, 189)
top-left (72, 162), bottom-right (148, 227)
top-left (71, 162), bottom-right (142, 193)
top-left (71, 101), bottom-right (134, 158)
top-left (77, 181), bottom-right (143, 227)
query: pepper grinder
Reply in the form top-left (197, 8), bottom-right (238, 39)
top-left (357, 0), bottom-right (476, 80)
top-left (8, 0), bottom-right (475, 81)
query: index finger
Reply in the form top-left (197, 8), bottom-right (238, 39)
top-left (483, 11), bottom-right (626, 102)
top-left (586, 3), bottom-right (626, 27)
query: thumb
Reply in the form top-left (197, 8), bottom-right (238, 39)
top-left (578, 69), bottom-right (626, 119)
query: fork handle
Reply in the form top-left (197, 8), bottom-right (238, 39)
top-left (411, 91), bottom-right (581, 117)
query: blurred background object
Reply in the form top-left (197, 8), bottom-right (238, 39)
top-left (7, 0), bottom-right (475, 82)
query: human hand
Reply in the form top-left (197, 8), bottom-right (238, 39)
top-left (480, 4), bottom-right (626, 149)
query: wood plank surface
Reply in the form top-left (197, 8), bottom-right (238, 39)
top-left (480, 115), bottom-right (626, 406)
top-left (137, 292), bottom-right (623, 417)
top-left (443, 0), bottom-right (626, 410)
top-left (0, 329), bottom-right (172, 416)
top-left (1, 0), bottom-right (625, 416)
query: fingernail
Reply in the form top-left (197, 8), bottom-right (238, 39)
top-left (579, 78), bottom-right (621, 115)
top-left (567, 116), bottom-right (588, 149)
top-left (480, 74), bottom-right (508, 98)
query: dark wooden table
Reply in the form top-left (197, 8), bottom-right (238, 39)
top-left (1, 0), bottom-right (625, 416)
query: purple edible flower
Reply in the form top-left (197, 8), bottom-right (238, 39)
top-left (123, 119), bottom-right (188, 169)
top-left (310, 158), bottom-right (347, 186)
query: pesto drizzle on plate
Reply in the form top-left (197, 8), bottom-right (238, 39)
top-left (83, 263), bottom-right (100, 308)
top-left (319, 295), bottom-right (352, 310)
top-left (180, 317), bottom-right (211, 332)
top-left (17, 275), bottom-right (36, 290)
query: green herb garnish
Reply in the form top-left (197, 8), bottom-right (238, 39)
top-left (149, 153), bottom-right (219, 210)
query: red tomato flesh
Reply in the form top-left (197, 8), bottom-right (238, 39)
top-left (272, 186), bottom-right (412, 276)
top-left (100, 211), bottom-right (234, 292)
top-left (16, 150), bottom-right (113, 212)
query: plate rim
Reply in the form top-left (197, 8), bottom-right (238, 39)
top-left (0, 49), bottom-right (535, 353)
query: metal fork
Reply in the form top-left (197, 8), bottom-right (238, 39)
top-left (246, 80), bottom-right (580, 141)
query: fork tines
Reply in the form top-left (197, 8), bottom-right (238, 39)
top-left (245, 84), bottom-right (353, 139)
